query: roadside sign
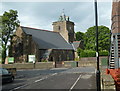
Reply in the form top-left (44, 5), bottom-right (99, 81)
top-left (28, 55), bottom-right (35, 63)
top-left (8, 57), bottom-right (14, 63)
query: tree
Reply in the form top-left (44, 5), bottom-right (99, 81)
top-left (75, 31), bottom-right (85, 41)
top-left (1, 10), bottom-right (19, 63)
top-left (84, 25), bottom-right (110, 51)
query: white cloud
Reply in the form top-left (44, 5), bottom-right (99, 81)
top-left (2, 0), bottom-right (113, 2)
top-left (1, 2), bottom-right (112, 33)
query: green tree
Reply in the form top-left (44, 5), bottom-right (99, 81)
top-left (1, 10), bottom-right (19, 63)
top-left (75, 31), bottom-right (85, 41)
top-left (84, 25), bottom-right (110, 51)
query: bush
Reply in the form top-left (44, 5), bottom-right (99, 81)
top-left (99, 50), bottom-right (109, 56)
top-left (77, 48), bottom-right (83, 56)
top-left (86, 50), bottom-right (96, 57)
top-left (41, 59), bottom-right (48, 62)
top-left (74, 57), bottom-right (80, 61)
top-left (77, 48), bottom-right (109, 57)
top-left (78, 50), bottom-right (109, 57)
top-left (80, 50), bottom-right (96, 57)
top-left (80, 51), bottom-right (88, 57)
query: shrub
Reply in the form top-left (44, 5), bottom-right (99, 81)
top-left (74, 57), bottom-right (80, 61)
top-left (77, 48), bottom-right (83, 56)
top-left (99, 50), bottom-right (109, 56)
top-left (41, 59), bottom-right (48, 62)
top-left (80, 50), bottom-right (96, 57)
top-left (86, 50), bottom-right (96, 57)
top-left (80, 51), bottom-right (88, 57)
top-left (78, 50), bottom-right (109, 57)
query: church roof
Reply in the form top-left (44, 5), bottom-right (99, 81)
top-left (21, 26), bottom-right (74, 50)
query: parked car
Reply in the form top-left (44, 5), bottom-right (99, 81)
top-left (0, 68), bottom-right (14, 83)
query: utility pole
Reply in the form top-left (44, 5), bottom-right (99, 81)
top-left (94, 0), bottom-right (101, 91)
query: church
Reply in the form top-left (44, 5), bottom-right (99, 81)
top-left (10, 12), bottom-right (81, 63)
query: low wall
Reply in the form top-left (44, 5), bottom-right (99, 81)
top-left (64, 61), bottom-right (77, 68)
top-left (80, 56), bottom-right (107, 61)
top-left (78, 61), bottom-right (97, 67)
top-left (1, 62), bottom-right (54, 69)
top-left (2, 63), bottom-right (34, 69)
top-left (35, 62), bottom-right (54, 69)
top-left (1, 57), bottom-right (107, 69)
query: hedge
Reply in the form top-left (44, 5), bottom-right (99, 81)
top-left (77, 49), bottom-right (109, 57)
top-left (99, 51), bottom-right (109, 56)
top-left (80, 50), bottom-right (96, 57)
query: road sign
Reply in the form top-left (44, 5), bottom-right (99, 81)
top-left (28, 55), bottom-right (35, 63)
top-left (8, 57), bottom-right (14, 63)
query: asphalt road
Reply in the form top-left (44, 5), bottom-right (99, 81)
top-left (2, 67), bottom-right (96, 91)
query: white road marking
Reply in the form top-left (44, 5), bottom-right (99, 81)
top-left (34, 79), bottom-right (43, 82)
top-left (34, 73), bottom-right (57, 83)
top-left (10, 84), bottom-right (28, 91)
top-left (51, 73), bottom-right (57, 76)
top-left (69, 74), bottom-right (82, 91)
top-left (10, 73), bottom-right (58, 91)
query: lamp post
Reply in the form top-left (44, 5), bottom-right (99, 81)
top-left (94, 0), bottom-right (101, 91)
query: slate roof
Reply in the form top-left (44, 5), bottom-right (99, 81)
top-left (21, 26), bottom-right (74, 50)
top-left (73, 41), bottom-right (81, 50)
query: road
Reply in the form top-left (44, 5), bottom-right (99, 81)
top-left (2, 67), bottom-right (96, 90)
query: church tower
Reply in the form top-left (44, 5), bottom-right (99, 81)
top-left (52, 11), bottom-right (75, 43)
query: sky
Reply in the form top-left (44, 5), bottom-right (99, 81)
top-left (1, 0), bottom-right (112, 33)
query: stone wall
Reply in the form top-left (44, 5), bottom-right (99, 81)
top-left (1, 60), bottom-right (100, 69)
top-left (35, 62), bottom-right (54, 69)
top-left (49, 49), bottom-right (75, 62)
top-left (1, 62), bottom-right (54, 69)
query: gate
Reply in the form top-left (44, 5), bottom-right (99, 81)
top-left (55, 61), bottom-right (63, 68)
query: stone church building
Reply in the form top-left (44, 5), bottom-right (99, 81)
top-left (11, 13), bottom-right (78, 63)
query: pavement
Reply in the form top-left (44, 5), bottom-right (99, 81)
top-left (2, 67), bottom-right (96, 90)
top-left (100, 66), bottom-right (116, 90)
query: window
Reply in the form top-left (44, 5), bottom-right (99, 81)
top-left (2, 69), bottom-right (9, 74)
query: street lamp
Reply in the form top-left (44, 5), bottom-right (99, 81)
top-left (94, 0), bottom-right (101, 91)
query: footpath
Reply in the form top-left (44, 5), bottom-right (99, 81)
top-left (100, 66), bottom-right (116, 90)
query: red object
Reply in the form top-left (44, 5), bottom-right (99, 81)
top-left (106, 68), bottom-right (110, 74)
top-left (107, 68), bottom-right (120, 90)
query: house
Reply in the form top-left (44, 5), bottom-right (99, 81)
top-left (11, 13), bottom-right (76, 63)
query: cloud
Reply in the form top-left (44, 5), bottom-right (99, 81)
top-left (98, 2), bottom-right (112, 29)
top-left (1, 2), bottom-right (112, 32)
